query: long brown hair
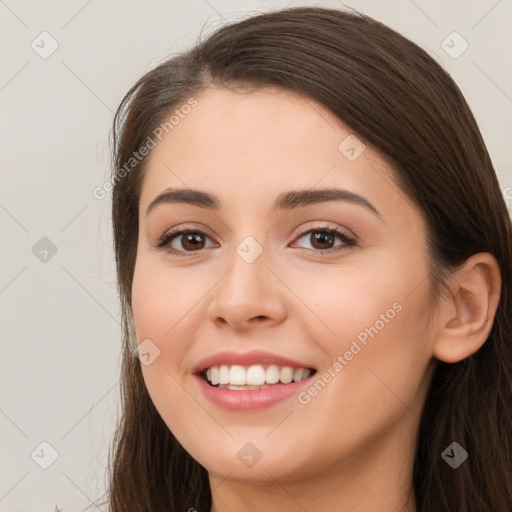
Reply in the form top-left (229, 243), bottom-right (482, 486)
top-left (97, 6), bottom-right (512, 511)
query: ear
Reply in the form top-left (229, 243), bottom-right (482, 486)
top-left (433, 252), bottom-right (501, 363)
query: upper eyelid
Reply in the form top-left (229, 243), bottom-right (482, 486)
top-left (162, 223), bottom-right (347, 239)
top-left (162, 220), bottom-right (351, 237)
top-left (294, 222), bottom-right (351, 237)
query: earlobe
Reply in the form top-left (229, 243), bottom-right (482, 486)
top-left (433, 252), bottom-right (501, 364)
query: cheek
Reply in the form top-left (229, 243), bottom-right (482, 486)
top-left (131, 261), bottom-right (195, 410)
top-left (131, 260), bottom-right (204, 341)
top-left (294, 263), bottom-right (406, 346)
top-left (296, 255), bottom-right (432, 394)
top-left (292, 278), bottom-right (432, 466)
top-left (131, 262), bottom-right (201, 435)
top-left (307, 266), bottom-right (432, 407)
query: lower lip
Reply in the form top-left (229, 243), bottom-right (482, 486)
top-left (194, 374), bottom-right (314, 410)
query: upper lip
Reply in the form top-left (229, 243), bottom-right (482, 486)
top-left (193, 350), bottom-right (316, 374)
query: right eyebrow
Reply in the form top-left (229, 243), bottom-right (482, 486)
top-left (146, 188), bottom-right (220, 216)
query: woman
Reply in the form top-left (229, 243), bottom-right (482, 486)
top-left (92, 6), bottom-right (512, 512)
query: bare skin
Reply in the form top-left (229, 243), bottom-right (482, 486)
top-left (130, 86), bottom-right (501, 512)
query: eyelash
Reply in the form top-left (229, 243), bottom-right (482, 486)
top-left (155, 226), bottom-right (356, 257)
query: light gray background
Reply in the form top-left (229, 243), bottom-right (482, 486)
top-left (1, 1), bottom-right (511, 511)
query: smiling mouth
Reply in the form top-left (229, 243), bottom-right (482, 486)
top-left (201, 364), bottom-right (316, 390)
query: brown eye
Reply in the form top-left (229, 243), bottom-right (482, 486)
top-left (156, 226), bottom-right (355, 256)
top-left (294, 227), bottom-right (355, 253)
top-left (179, 232), bottom-right (206, 251)
top-left (310, 231), bottom-right (335, 250)
top-left (157, 229), bottom-right (214, 253)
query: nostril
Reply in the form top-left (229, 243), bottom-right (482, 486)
top-left (252, 315), bottom-right (269, 323)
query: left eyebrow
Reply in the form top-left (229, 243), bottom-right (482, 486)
top-left (145, 187), bottom-right (382, 220)
top-left (273, 188), bottom-right (381, 219)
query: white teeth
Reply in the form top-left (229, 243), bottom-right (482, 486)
top-left (229, 365), bottom-right (246, 385)
top-left (246, 365), bottom-right (266, 386)
top-left (293, 368), bottom-right (303, 382)
top-left (219, 365), bottom-right (230, 385)
top-left (219, 384), bottom-right (272, 390)
top-left (210, 366), bottom-right (219, 385)
top-left (280, 367), bottom-right (294, 384)
top-left (204, 364), bottom-right (313, 387)
top-left (265, 364), bottom-right (280, 384)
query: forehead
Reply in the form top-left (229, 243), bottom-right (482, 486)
top-left (138, 86), bottom-right (402, 218)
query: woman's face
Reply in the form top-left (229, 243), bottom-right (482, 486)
top-left (131, 86), bottom-right (437, 484)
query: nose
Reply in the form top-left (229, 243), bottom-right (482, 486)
top-left (207, 241), bottom-right (288, 331)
